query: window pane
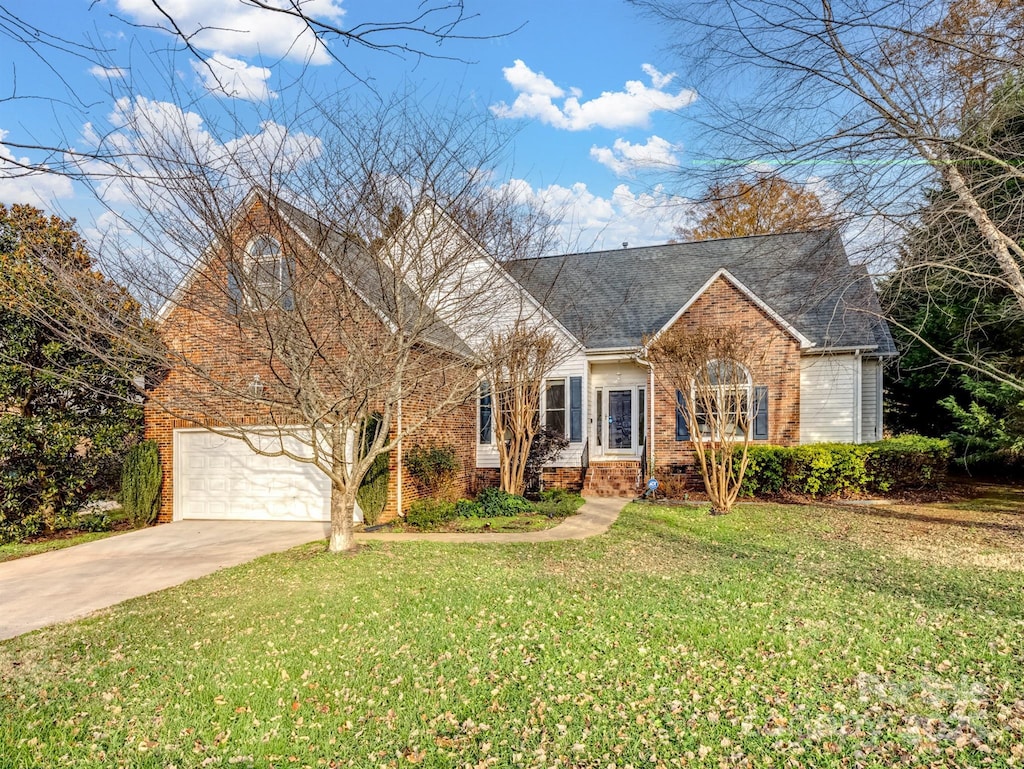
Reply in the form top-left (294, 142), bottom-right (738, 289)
top-left (545, 380), bottom-right (565, 437)
top-left (547, 410), bottom-right (565, 438)
top-left (546, 381), bottom-right (565, 410)
top-left (638, 389), bottom-right (645, 446)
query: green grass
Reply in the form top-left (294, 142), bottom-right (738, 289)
top-left (0, 530), bottom-right (124, 563)
top-left (2, 500), bottom-right (1023, 768)
top-left (0, 509), bottom-right (136, 563)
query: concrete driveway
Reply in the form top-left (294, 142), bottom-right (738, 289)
top-left (0, 520), bottom-right (329, 641)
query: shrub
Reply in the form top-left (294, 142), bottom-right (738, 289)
top-left (739, 445), bottom-right (786, 496)
top-left (865, 435), bottom-right (951, 492)
top-left (786, 444), bottom-right (868, 497)
top-left (405, 499), bottom-right (457, 528)
top-left (524, 427), bottom-right (570, 495)
top-left (476, 487), bottom-right (532, 517)
top-left (737, 436), bottom-right (951, 499)
top-left (454, 499), bottom-right (483, 518)
top-left (356, 413), bottom-right (389, 526)
top-left (405, 443), bottom-right (460, 499)
top-left (76, 512), bottom-right (113, 532)
top-left (532, 489), bottom-right (585, 518)
top-left (120, 440), bottom-right (162, 526)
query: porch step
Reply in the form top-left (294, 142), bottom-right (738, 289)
top-left (583, 461), bottom-right (641, 497)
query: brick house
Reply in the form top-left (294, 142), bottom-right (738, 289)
top-left (148, 192), bottom-right (894, 523)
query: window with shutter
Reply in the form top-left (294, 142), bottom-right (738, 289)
top-left (569, 376), bottom-right (582, 443)
top-left (479, 382), bottom-right (492, 444)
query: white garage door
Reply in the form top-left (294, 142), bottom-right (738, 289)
top-left (174, 429), bottom-right (362, 522)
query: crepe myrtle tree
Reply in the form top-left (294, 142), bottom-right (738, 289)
top-left (645, 325), bottom-right (770, 514)
top-left (479, 323), bottom-right (567, 496)
top-left (31, 96), bottom-right (554, 553)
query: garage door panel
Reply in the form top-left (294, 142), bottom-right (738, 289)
top-left (174, 428), bottom-right (362, 523)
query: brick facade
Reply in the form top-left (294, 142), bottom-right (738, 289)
top-left (146, 197), bottom-right (477, 523)
top-left (649, 276), bottom-right (802, 485)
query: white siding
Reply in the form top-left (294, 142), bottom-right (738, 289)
top-left (800, 354), bottom-right (859, 444)
top-left (396, 205), bottom-right (577, 355)
top-left (861, 358), bottom-right (883, 443)
top-left (475, 351), bottom-right (588, 468)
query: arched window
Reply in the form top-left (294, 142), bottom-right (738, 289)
top-left (693, 359), bottom-right (753, 438)
top-left (244, 236), bottom-right (294, 309)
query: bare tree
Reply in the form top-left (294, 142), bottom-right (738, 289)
top-left (0, 1), bottom-right (510, 177)
top-left (19, 96), bottom-right (551, 553)
top-left (479, 323), bottom-right (564, 496)
top-left (645, 325), bottom-right (769, 514)
top-left (630, 0), bottom-right (1024, 388)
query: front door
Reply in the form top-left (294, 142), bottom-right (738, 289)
top-left (608, 389), bottom-right (632, 450)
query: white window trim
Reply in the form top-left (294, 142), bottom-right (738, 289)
top-left (244, 236), bottom-right (287, 308)
top-left (542, 377), bottom-right (568, 440)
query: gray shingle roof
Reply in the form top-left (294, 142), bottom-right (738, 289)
top-left (505, 230), bottom-right (895, 355)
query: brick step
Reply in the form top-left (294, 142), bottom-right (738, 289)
top-left (582, 462), bottom-right (642, 497)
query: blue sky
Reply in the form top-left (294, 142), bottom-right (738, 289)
top-left (0, 0), bottom-right (718, 251)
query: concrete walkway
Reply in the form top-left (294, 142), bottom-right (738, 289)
top-left (0, 498), bottom-right (629, 641)
top-left (356, 496), bottom-right (628, 544)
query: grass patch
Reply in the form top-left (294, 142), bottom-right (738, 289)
top-left (2, 498), bottom-right (1023, 767)
top-left (0, 509), bottom-right (137, 563)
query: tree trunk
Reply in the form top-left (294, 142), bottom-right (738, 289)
top-left (329, 480), bottom-right (357, 552)
top-left (328, 433), bottom-right (356, 552)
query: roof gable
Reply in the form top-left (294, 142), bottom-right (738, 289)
top-left (505, 230), bottom-right (895, 355)
top-left (649, 268), bottom-right (814, 349)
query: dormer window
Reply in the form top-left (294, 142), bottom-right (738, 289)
top-left (243, 236), bottom-right (294, 310)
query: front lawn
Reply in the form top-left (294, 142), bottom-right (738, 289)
top-left (2, 498), bottom-right (1022, 767)
top-left (0, 508), bottom-right (137, 563)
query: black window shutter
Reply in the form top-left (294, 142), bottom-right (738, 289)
top-left (279, 255), bottom-right (296, 311)
top-left (753, 386), bottom-right (769, 440)
top-left (479, 382), bottom-right (492, 444)
top-left (569, 376), bottom-right (582, 443)
top-left (227, 261), bottom-right (243, 313)
top-left (675, 389), bottom-right (690, 441)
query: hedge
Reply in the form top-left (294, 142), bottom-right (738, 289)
top-left (738, 436), bottom-right (951, 498)
top-left (120, 440), bottom-right (162, 526)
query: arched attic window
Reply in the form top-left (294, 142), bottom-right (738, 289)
top-left (238, 235), bottom-right (294, 310)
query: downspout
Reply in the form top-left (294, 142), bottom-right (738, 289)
top-left (853, 348), bottom-right (863, 444)
top-left (396, 396), bottom-right (403, 517)
top-left (649, 363), bottom-right (655, 476)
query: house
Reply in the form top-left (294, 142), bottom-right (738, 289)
top-left (146, 193), bottom-right (894, 523)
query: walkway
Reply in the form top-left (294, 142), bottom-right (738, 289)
top-left (355, 496), bottom-right (629, 544)
top-left (0, 498), bottom-right (630, 641)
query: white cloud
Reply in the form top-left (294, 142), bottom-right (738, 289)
top-left (90, 65), bottom-right (127, 79)
top-left (86, 96), bottom-right (320, 210)
top-left (590, 135), bottom-right (681, 176)
top-left (491, 61), bottom-right (697, 131)
top-left (193, 53), bottom-right (276, 101)
top-left (502, 59), bottom-right (564, 98)
top-left (641, 64), bottom-right (675, 90)
top-left (113, 0), bottom-right (345, 65)
top-left (496, 177), bottom-right (698, 252)
top-left (0, 129), bottom-right (75, 207)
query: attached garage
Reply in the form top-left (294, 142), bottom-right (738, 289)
top-left (173, 428), bottom-right (362, 522)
